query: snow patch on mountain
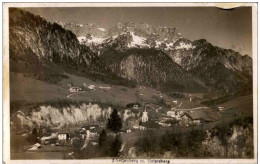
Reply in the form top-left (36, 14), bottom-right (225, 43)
top-left (155, 41), bottom-right (162, 48)
top-left (88, 37), bottom-right (107, 44)
top-left (78, 36), bottom-right (87, 44)
top-left (128, 32), bottom-right (149, 48)
top-left (175, 42), bottom-right (195, 50)
top-left (154, 41), bottom-right (176, 50)
top-left (166, 42), bottom-right (174, 50)
top-left (77, 36), bottom-right (107, 45)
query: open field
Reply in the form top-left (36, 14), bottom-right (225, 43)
top-left (219, 95), bottom-right (253, 115)
top-left (10, 72), bottom-right (204, 109)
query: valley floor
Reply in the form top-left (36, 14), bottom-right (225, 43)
top-left (9, 72), bottom-right (254, 159)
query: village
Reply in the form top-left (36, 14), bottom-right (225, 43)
top-left (27, 82), bottom-right (226, 156)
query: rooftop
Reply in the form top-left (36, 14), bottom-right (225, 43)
top-left (181, 111), bottom-right (220, 122)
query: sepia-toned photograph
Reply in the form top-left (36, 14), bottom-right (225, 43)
top-left (3, 2), bottom-right (257, 163)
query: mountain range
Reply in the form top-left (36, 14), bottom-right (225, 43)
top-left (9, 8), bottom-right (252, 95)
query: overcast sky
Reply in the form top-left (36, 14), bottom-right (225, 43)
top-left (23, 7), bottom-right (252, 56)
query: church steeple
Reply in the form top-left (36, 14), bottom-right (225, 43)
top-left (142, 105), bottom-right (148, 123)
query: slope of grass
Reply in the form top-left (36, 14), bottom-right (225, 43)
top-left (10, 72), bottom-right (194, 111)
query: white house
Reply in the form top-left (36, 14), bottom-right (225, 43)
top-left (99, 86), bottom-right (111, 90)
top-left (87, 85), bottom-right (96, 90)
top-left (41, 133), bottom-right (58, 145)
top-left (218, 106), bottom-right (224, 111)
top-left (133, 104), bottom-right (139, 109)
top-left (86, 129), bottom-right (98, 139)
top-left (81, 125), bottom-right (99, 139)
top-left (193, 120), bottom-right (201, 124)
top-left (172, 100), bottom-right (178, 104)
top-left (123, 109), bottom-right (135, 121)
top-left (58, 133), bottom-right (69, 141)
top-left (139, 126), bottom-right (147, 130)
top-left (132, 125), bottom-right (140, 130)
top-left (167, 110), bottom-right (181, 118)
top-left (28, 143), bottom-right (41, 151)
top-left (41, 133), bottom-right (57, 141)
top-left (159, 122), bottom-right (171, 127)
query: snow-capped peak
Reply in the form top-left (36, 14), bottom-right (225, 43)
top-left (128, 32), bottom-right (149, 48)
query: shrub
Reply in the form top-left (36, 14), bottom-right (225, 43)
top-left (107, 109), bottom-right (122, 133)
top-left (110, 134), bottom-right (122, 157)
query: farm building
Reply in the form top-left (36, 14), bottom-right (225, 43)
top-left (123, 109), bottom-right (135, 121)
top-left (139, 125), bottom-right (147, 130)
top-left (131, 125), bottom-right (147, 130)
top-left (58, 132), bottom-right (70, 141)
top-left (86, 129), bottom-right (99, 139)
top-left (178, 112), bottom-right (214, 126)
top-left (167, 110), bottom-right (182, 118)
top-left (99, 86), bottom-right (111, 90)
top-left (87, 85), bottom-right (95, 90)
top-left (69, 87), bottom-right (82, 93)
top-left (126, 103), bottom-right (141, 109)
top-left (28, 143), bottom-right (41, 151)
top-left (172, 100), bottom-right (178, 104)
top-left (81, 125), bottom-right (100, 139)
top-left (158, 121), bottom-right (171, 127)
top-left (41, 133), bottom-right (58, 145)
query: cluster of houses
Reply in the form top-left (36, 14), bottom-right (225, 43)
top-left (39, 125), bottom-right (101, 149)
top-left (164, 108), bottom-right (217, 126)
top-left (79, 125), bottom-right (100, 140)
top-left (33, 100), bottom-right (220, 151)
top-left (122, 102), bottom-right (218, 131)
top-left (68, 83), bottom-right (111, 93)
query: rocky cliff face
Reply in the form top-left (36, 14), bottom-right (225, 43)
top-left (9, 8), bottom-right (105, 83)
top-left (170, 39), bottom-right (252, 74)
top-left (100, 48), bottom-right (206, 92)
top-left (11, 103), bottom-right (113, 130)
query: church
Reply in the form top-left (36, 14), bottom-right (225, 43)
top-left (141, 107), bottom-right (149, 123)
